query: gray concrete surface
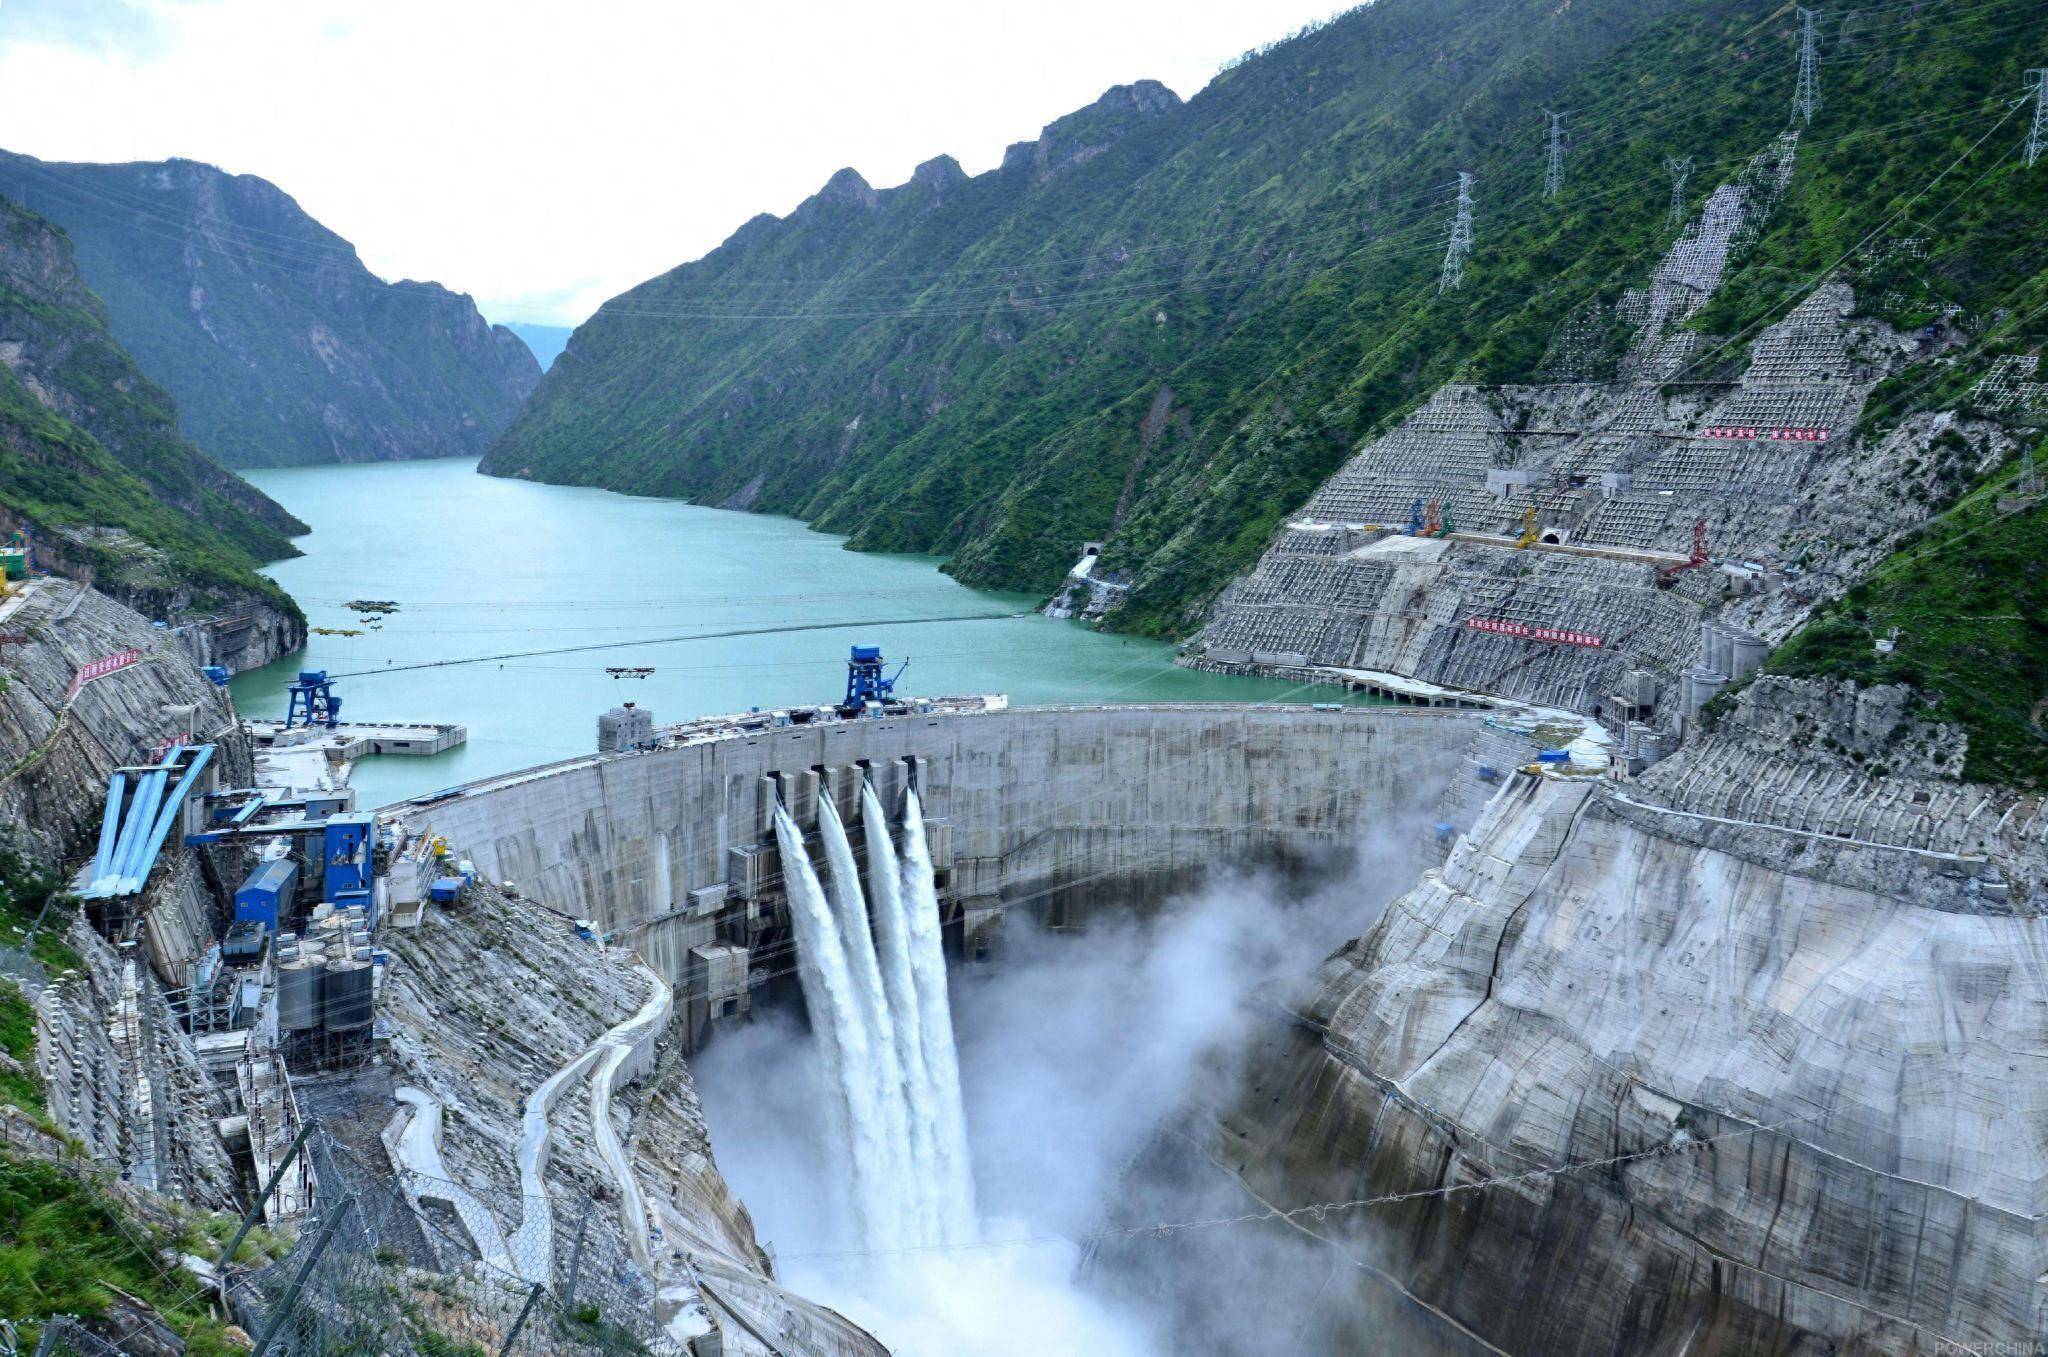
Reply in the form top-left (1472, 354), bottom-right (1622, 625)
top-left (397, 703), bottom-right (1483, 990)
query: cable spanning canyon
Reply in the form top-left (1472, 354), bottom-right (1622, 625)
top-left (773, 783), bottom-right (977, 1252)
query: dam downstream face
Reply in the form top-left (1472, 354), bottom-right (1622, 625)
top-left (399, 703), bottom-right (1487, 1348)
top-left (692, 821), bottom-right (1447, 1357)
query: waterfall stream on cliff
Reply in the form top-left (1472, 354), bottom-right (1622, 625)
top-left (786, 789), bottom-right (978, 1251)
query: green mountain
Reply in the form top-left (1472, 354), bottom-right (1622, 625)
top-left (0, 153), bottom-right (540, 469)
top-left (0, 195), bottom-right (301, 622)
top-left (484, 0), bottom-right (2048, 638)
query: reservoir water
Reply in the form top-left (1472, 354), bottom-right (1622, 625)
top-left (231, 458), bottom-right (1358, 808)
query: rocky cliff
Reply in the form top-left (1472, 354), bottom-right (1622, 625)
top-left (0, 567), bottom-right (879, 1353)
top-left (0, 194), bottom-right (303, 664)
top-left (0, 152), bottom-right (540, 468)
top-left (1100, 679), bottom-right (2045, 1354)
top-left (310, 877), bottom-right (889, 1356)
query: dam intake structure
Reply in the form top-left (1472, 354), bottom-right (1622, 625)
top-left (773, 780), bottom-right (978, 1253)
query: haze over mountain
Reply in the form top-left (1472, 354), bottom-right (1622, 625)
top-left (0, 152), bottom-right (541, 468)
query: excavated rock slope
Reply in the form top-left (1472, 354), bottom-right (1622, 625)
top-left (1189, 134), bottom-right (2000, 725)
top-left (372, 882), bottom-right (886, 1357)
top-left (1185, 749), bottom-right (2044, 1354)
top-left (0, 578), bottom-right (251, 862)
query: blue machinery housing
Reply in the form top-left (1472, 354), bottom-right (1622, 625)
top-left (320, 813), bottom-right (374, 919)
top-left (210, 813), bottom-right (378, 930)
top-left (234, 858), bottom-right (300, 931)
top-left (77, 743), bottom-right (379, 928)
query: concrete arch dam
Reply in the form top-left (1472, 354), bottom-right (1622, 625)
top-left (396, 703), bottom-right (1485, 1044)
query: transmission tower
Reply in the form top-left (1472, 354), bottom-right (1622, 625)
top-left (1544, 110), bottom-right (1567, 198)
top-left (1793, 7), bottom-right (1821, 124)
top-left (1665, 155), bottom-right (1694, 228)
top-left (2026, 68), bottom-right (2048, 168)
top-left (1439, 172), bottom-right (1475, 294)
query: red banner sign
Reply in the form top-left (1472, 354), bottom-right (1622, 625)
top-left (1700, 425), bottom-right (1829, 443)
top-left (1466, 617), bottom-right (1605, 647)
top-left (68, 648), bottom-right (142, 698)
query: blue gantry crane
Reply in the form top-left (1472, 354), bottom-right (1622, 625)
top-left (837, 644), bottom-right (908, 718)
top-left (285, 670), bottom-right (341, 729)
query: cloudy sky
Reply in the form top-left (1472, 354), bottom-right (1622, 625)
top-left (0, 1), bottom-right (1345, 326)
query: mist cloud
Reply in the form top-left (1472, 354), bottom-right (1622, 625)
top-left (693, 819), bottom-right (1429, 1356)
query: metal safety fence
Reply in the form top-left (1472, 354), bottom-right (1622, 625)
top-left (4, 1107), bottom-right (694, 1357)
top-left (223, 1128), bottom-right (686, 1357)
top-left (9, 1317), bottom-right (128, 1357)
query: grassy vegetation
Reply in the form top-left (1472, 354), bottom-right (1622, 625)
top-left (1771, 448), bottom-right (2048, 787)
top-left (0, 821), bottom-right (285, 1346)
top-left (0, 828), bottom-right (82, 1123)
top-left (0, 366), bottom-right (295, 612)
top-left (0, 827), bottom-right (79, 975)
top-left (0, 1154), bottom-right (247, 1355)
top-left (0, 987), bottom-right (38, 1117)
top-left (487, 0), bottom-right (2048, 643)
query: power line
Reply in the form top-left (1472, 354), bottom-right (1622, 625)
top-left (1544, 110), bottom-right (1567, 199)
top-left (0, 0), bottom-right (1994, 342)
top-left (775, 1092), bottom-right (1838, 1263)
top-left (0, 0), bottom-right (2018, 337)
top-left (323, 609), bottom-right (1034, 680)
top-left (1659, 98), bottom-right (2029, 390)
top-left (2026, 67), bottom-right (2048, 167)
top-left (1665, 155), bottom-right (1694, 228)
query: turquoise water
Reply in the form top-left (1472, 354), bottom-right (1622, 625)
top-left (231, 458), bottom-right (1355, 808)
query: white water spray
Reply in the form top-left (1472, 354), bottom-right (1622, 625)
top-left (901, 785), bottom-right (978, 1238)
top-left (776, 780), bottom-right (979, 1252)
top-left (862, 782), bottom-right (945, 1244)
top-left (815, 792), bottom-right (917, 1241)
top-left (773, 803), bottom-right (897, 1250)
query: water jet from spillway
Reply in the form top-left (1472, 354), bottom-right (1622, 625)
top-left (779, 786), bottom-right (977, 1252)
top-left (817, 792), bottom-right (917, 1243)
top-left (898, 784), bottom-right (977, 1241)
top-left (773, 802), bottom-right (893, 1249)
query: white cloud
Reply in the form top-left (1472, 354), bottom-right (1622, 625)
top-left (0, 0), bottom-right (1348, 324)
